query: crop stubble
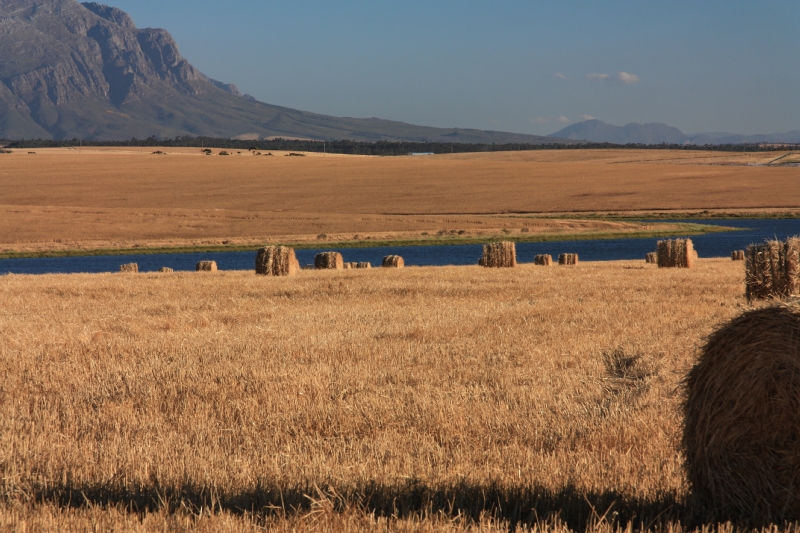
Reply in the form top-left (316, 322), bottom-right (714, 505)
top-left (0, 148), bottom-right (796, 251)
top-left (0, 259), bottom-right (748, 530)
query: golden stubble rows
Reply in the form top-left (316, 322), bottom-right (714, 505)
top-left (0, 260), bottom-right (743, 516)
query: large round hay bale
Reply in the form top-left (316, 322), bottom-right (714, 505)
top-left (657, 239), bottom-right (695, 268)
top-left (645, 252), bottom-right (658, 264)
top-left (158, 267), bottom-right (174, 273)
top-left (356, 262), bottom-right (371, 269)
top-left (120, 263), bottom-right (138, 273)
top-left (683, 304), bottom-right (800, 522)
top-left (315, 252), bottom-right (343, 270)
top-left (558, 253), bottom-right (579, 266)
top-left (382, 255), bottom-right (404, 268)
top-left (534, 254), bottom-right (553, 266)
top-left (731, 250), bottom-right (745, 261)
top-left (745, 239), bottom-right (800, 300)
top-left (479, 241), bottom-right (517, 268)
top-left (256, 246), bottom-right (299, 276)
top-left (196, 260), bottom-right (218, 272)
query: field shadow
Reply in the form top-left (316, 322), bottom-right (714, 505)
top-left (24, 479), bottom-right (699, 531)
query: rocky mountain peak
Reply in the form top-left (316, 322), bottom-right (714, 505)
top-left (0, 0), bottom-right (560, 143)
top-left (81, 2), bottom-right (134, 28)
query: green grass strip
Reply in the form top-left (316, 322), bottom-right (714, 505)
top-left (0, 222), bottom-right (735, 260)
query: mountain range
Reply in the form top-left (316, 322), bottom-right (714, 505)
top-left (548, 120), bottom-right (800, 145)
top-left (0, 0), bottom-right (562, 143)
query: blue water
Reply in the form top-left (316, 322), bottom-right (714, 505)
top-left (2, 219), bottom-right (799, 275)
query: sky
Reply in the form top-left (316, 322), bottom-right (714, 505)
top-left (110, 0), bottom-right (799, 136)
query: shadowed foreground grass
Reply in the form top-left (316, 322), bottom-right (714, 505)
top-left (0, 260), bottom-right (780, 531)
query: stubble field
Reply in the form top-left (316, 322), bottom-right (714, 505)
top-left (0, 258), bottom-right (760, 531)
top-left (0, 148), bottom-right (797, 253)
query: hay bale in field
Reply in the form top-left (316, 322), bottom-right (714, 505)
top-left (558, 253), bottom-right (579, 266)
top-left (158, 267), bottom-right (174, 273)
top-left (683, 304), bottom-right (800, 522)
top-left (255, 246), bottom-right (299, 277)
top-left (196, 260), bottom-right (218, 272)
top-left (746, 238), bottom-right (800, 300)
top-left (382, 255), bottom-right (404, 268)
top-left (120, 263), bottom-right (138, 273)
top-left (731, 250), bottom-right (745, 261)
top-left (786, 237), bottom-right (800, 296)
top-left (479, 241), bottom-right (517, 268)
top-left (315, 252), bottom-right (344, 270)
top-left (656, 239), bottom-right (695, 268)
top-left (344, 262), bottom-right (356, 269)
top-left (534, 254), bottom-right (553, 266)
top-left (646, 252), bottom-right (658, 264)
top-left (356, 262), bottom-right (372, 269)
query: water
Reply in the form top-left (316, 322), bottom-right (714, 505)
top-left (2, 219), bottom-right (799, 275)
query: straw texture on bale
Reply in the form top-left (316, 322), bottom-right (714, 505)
top-left (534, 254), bottom-right (553, 266)
top-left (646, 252), bottom-right (658, 264)
top-left (119, 263), bottom-right (138, 273)
top-left (478, 241), bottom-right (517, 268)
top-left (656, 239), bottom-right (695, 268)
top-left (731, 250), bottom-right (745, 261)
top-left (382, 255), bottom-right (404, 268)
top-left (255, 246), bottom-right (299, 277)
top-left (745, 238), bottom-right (800, 300)
top-left (558, 253), bottom-right (579, 266)
top-left (196, 261), bottom-right (218, 272)
top-left (314, 252), bottom-right (344, 270)
top-left (356, 262), bottom-right (371, 269)
top-left (683, 304), bottom-right (800, 523)
top-left (344, 262), bottom-right (356, 270)
top-left (158, 267), bottom-right (174, 273)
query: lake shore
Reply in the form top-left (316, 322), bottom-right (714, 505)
top-left (0, 222), bottom-right (732, 259)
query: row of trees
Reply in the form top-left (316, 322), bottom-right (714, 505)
top-left (3, 136), bottom-right (795, 155)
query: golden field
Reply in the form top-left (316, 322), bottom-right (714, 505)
top-left (0, 148), bottom-right (798, 252)
top-left (0, 258), bottom-right (771, 531)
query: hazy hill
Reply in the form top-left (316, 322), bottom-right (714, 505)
top-left (0, 0), bottom-right (563, 143)
top-left (548, 119), bottom-right (800, 145)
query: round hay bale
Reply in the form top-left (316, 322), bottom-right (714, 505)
top-left (683, 304), bottom-right (800, 522)
top-left (645, 252), bottom-right (658, 264)
top-left (731, 250), bottom-right (745, 261)
top-left (315, 252), bottom-right (344, 270)
top-left (344, 262), bottom-right (356, 269)
top-left (745, 240), bottom-right (796, 300)
top-left (158, 267), bottom-right (174, 273)
top-left (120, 263), bottom-right (138, 273)
top-left (558, 253), bottom-right (579, 266)
top-left (256, 246), bottom-right (299, 276)
top-left (534, 254), bottom-right (553, 266)
top-left (657, 239), bottom-right (695, 268)
top-left (479, 241), bottom-right (517, 268)
top-left (196, 260), bottom-right (218, 272)
top-left (356, 262), bottom-right (372, 269)
top-left (382, 255), bottom-right (404, 268)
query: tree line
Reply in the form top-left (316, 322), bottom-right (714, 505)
top-left (3, 136), bottom-right (796, 154)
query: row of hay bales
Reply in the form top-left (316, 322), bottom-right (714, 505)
top-left (120, 262), bottom-right (213, 273)
top-left (256, 248), bottom-right (403, 276)
top-left (477, 242), bottom-right (580, 268)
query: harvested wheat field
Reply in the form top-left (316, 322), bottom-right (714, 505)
top-left (0, 148), bottom-right (798, 253)
top-left (0, 258), bottom-right (775, 531)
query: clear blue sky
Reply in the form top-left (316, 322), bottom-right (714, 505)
top-left (110, 0), bottom-right (798, 136)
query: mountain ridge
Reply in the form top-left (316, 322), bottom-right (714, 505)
top-left (0, 0), bottom-right (564, 143)
top-left (548, 119), bottom-right (800, 145)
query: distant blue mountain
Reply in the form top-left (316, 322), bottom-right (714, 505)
top-left (548, 120), bottom-right (800, 145)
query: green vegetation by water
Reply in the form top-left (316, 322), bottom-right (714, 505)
top-left (0, 223), bottom-right (734, 260)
